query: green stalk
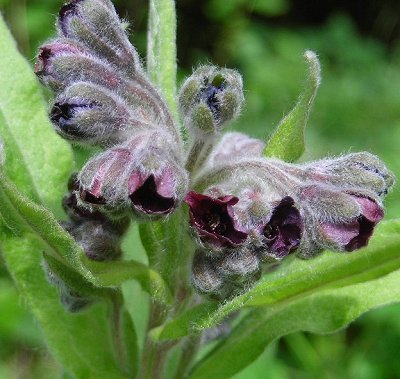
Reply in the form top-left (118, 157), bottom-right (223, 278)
top-left (147, 0), bottom-right (178, 117)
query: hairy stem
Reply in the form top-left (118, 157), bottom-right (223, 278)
top-left (173, 334), bottom-right (202, 379)
top-left (110, 294), bottom-right (128, 374)
top-left (139, 301), bottom-right (173, 379)
top-left (185, 136), bottom-right (215, 175)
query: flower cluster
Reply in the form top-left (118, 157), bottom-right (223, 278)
top-left (37, 0), bottom-right (395, 303)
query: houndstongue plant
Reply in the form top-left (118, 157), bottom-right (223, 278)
top-left (0, 0), bottom-right (399, 378)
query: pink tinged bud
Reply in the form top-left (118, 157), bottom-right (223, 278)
top-left (184, 191), bottom-right (248, 248)
top-left (320, 196), bottom-right (384, 252)
top-left (210, 132), bottom-right (265, 165)
top-left (35, 40), bottom-right (122, 93)
top-left (128, 169), bottom-right (176, 215)
top-left (263, 196), bottom-right (303, 259)
top-left (35, 43), bottom-right (82, 77)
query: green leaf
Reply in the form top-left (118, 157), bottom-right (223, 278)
top-left (43, 253), bottom-right (115, 299)
top-left (147, 0), bottom-right (177, 115)
top-left (189, 267), bottom-right (400, 379)
top-left (263, 50), bottom-right (321, 162)
top-left (1, 233), bottom-right (127, 379)
top-left (149, 303), bottom-right (217, 341)
top-left (0, 14), bottom-right (73, 214)
top-left (0, 170), bottom-right (87, 270)
top-left (152, 220), bottom-right (400, 341)
top-left (83, 258), bottom-right (173, 304)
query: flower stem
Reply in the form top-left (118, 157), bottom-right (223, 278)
top-left (173, 335), bottom-right (202, 379)
top-left (110, 294), bottom-right (128, 374)
top-left (185, 136), bottom-right (215, 175)
top-left (139, 301), bottom-right (174, 379)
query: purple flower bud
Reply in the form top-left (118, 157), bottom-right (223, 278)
top-left (320, 195), bottom-right (383, 252)
top-left (298, 184), bottom-right (384, 253)
top-left (50, 81), bottom-right (135, 145)
top-left (35, 41), bottom-right (83, 79)
top-left (191, 249), bottom-right (261, 300)
top-left (68, 220), bottom-right (123, 261)
top-left (191, 250), bottom-right (224, 298)
top-left (51, 100), bottom-right (96, 139)
top-left (57, 0), bottom-right (141, 72)
top-left (262, 196), bottom-right (303, 260)
top-left (275, 152), bottom-right (395, 199)
top-left (35, 40), bottom-right (121, 93)
top-left (179, 66), bottom-right (244, 136)
top-left (202, 81), bottom-right (226, 119)
top-left (208, 132), bottom-right (265, 167)
top-left (184, 191), bottom-right (248, 248)
top-left (58, 0), bottom-right (84, 36)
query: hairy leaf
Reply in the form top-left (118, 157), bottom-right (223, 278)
top-left (0, 14), bottom-right (73, 214)
top-left (152, 220), bottom-right (400, 341)
top-left (1, 233), bottom-right (127, 379)
top-left (189, 267), bottom-right (400, 378)
top-left (83, 258), bottom-right (173, 304)
top-left (263, 50), bottom-right (321, 162)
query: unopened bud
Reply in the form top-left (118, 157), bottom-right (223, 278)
top-left (274, 152), bottom-right (396, 199)
top-left (208, 132), bottom-right (265, 167)
top-left (51, 82), bottom-right (131, 145)
top-left (179, 65), bottom-right (244, 136)
top-left (191, 250), bottom-right (225, 298)
top-left (68, 220), bottom-right (123, 261)
top-left (299, 184), bottom-right (384, 252)
top-left (58, 0), bottom-right (141, 73)
top-left (191, 249), bottom-right (261, 301)
top-left (35, 39), bottom-right (120, 93)
top-left (216, 248), bottom-right (260, 281)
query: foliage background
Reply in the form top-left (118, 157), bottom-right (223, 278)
top-left (0, 0), bottom-right (399, 378)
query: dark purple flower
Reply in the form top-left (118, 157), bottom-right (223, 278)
top-left (202, 81), bottom-right (225, 118)
top-left (128, 169), bottom-right (176, 215)
top-left (320, 195), bottom-right (383, 252)
top-left (263, 196), bottom-right (303, 259)
top-left (184, 191), bottom-right (248, 248)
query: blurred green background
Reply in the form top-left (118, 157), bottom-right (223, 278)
top-left (1, 0), bottom-right (400, 378)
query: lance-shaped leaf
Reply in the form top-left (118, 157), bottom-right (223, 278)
top-left (189, 264), bottom-right (400, 379)
top-left (0, 14), bottom-right (73, 215)
top-left (150, 220), bottom-right (400, 341)
top-left (83, 258), bottom-right (173, 304)
top-left (1, 233), bottom-right (127, 379)
top-left (263, 50), bottom-right (321, 162)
